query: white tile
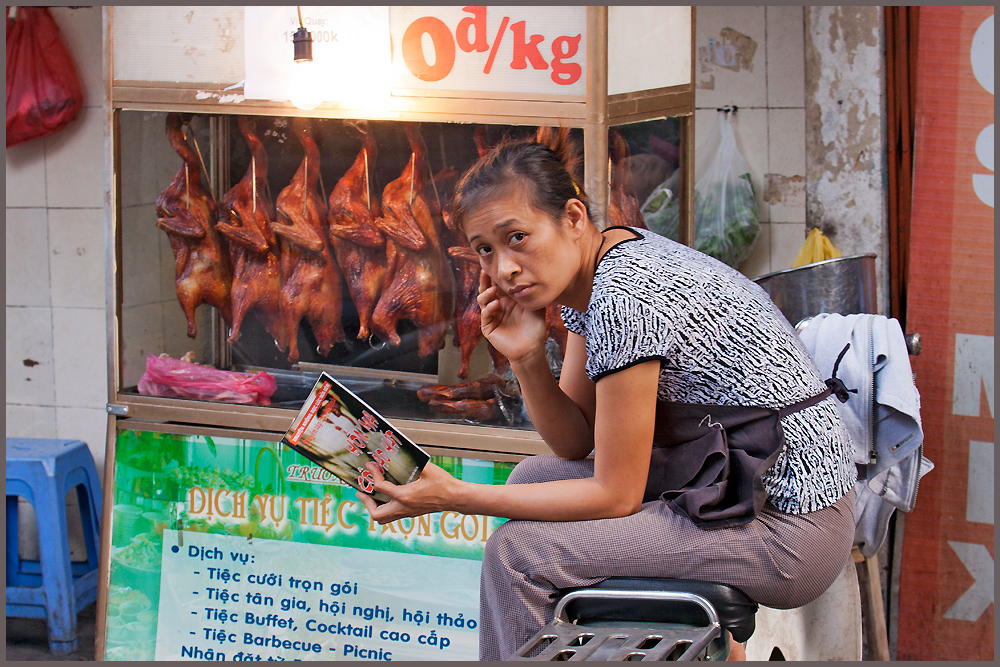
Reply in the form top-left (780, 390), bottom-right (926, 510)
top-left (5, 208), bottom-right (51, 307)
top-left (766, 6), bottom-right (806, 108)
top-left (119, 110), bottom-right (180, 208)
top-left (694, 5), bottom-right (768, 109)
top-left (117, 112), bottom-right (146, 208)
top-left (44, 105), bottom-right (108, 209)
top-left (5, 139), bottom-right (48, 207)
top-left (48, 207), bottom-right (107, 309)
top-left (693, 108), bottom-right (717, 155)
top-left (147, 112), bottom-right (189, 206)
top-left (52, 307), bottom-right (109, 409)
top-left (121, 204), bottom-right (167, 307)
top-left (770, 221), bottom-right (808, 272)
top-left (17, 500), bottom-right (40, 562)
top-left (729, 108), bottom-right (769, 224)
top-left (5, 306), bottom-right (56, 405)
top-left (160, 228), bottom-right (180, 303)
top-left (738, 222), bottom-right (771, 279)
top-left (767, 109), bottom-right (806, 175)
top-left (121, 303), bottom-right (165, 389)
top-left (5, 404), bottom-right (58, 438)
top-left (49, 7), bottom-right (105, 110)
top-left (765, 174), bottom-right (806, 224)
top-left (65, 503), bottom-right (90, 562)
top-left (766, 109), bottom-right (806, 223)
top-left (56, 406), bottom-right (111, 480)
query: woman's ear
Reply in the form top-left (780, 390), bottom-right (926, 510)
top-left (563, 198), bottom-right (590, 235)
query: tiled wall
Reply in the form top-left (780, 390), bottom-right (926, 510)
top-left (694, 6), bottom-right (809, 279)
top-left (5, 6), bottom-right (108, 560)
top-left (6, 7), bottom-right (108, 470)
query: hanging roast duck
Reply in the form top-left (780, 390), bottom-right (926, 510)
top-left (370, 124), bottom-right (456, 358)
top-left (156, 112), bottom-right (232, 339)
top-left (215, 116), bottom-right (289, 352)
top-left (270, 117), bottom-right (346, 363)
top-left (327, 121), bottom-right (389, 343)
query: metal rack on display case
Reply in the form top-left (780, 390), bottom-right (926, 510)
top-left (98, 6), bottom-right (694, 661)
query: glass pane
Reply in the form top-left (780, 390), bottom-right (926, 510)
top-left (117, 111), bottom-right (568, 429)
top-left (609, 117), bottom-right (683, 233)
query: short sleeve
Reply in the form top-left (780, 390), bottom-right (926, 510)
top-left (560, 305), bottom-right (585, 336)
top-left (584, 291), bottom-right (673, 381)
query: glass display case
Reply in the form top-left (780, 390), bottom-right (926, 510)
top-left (116, 111), bottom-right (685, 431)
top-left (106, 6), bottom-right (695, 457)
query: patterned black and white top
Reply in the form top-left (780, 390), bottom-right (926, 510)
top-left (561, 228), bottom-right (856, 514)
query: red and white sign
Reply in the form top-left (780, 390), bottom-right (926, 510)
top-left (388, 6), bottom-right (586, 96)
top-left (896, 7), bottom-right (994, 661)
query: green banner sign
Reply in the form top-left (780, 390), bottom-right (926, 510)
top-left (105, 429), bottom-right (513, 661)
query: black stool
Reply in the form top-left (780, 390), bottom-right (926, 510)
top-left (511, 578), bottom-right (757, 661)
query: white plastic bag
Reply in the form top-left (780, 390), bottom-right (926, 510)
top-left (642, 111), bottom-right (759, 267)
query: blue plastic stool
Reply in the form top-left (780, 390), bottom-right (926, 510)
top-left (6, 438), bottom-right (103, 654)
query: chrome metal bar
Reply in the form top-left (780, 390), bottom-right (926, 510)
top-left (553, 589), bottom-right (721, 627)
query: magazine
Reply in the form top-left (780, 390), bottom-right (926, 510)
top-left (280, 372), bottom-right (429, 504)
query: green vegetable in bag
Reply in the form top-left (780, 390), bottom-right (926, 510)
top-left (641, 111), bottom-right (759, 268)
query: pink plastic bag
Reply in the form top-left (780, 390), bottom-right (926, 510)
top-left (138, 354), bottom-right (277, 406)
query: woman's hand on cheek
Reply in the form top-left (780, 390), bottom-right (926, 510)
top-left (358, 461), bottom-right (457, 524)
top-left (477, 272), bottom-right (547, 363)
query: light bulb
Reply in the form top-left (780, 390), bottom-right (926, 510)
top-left (289, 59), bottom-right (323, 110)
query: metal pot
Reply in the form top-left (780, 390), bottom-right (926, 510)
top-left (753, 254), bottom-right (877, 328)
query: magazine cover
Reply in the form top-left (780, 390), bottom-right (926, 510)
top-left (281, 372), bottom-right (429, 504)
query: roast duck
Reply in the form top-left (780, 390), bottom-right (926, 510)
top-left (215, 116), bottom-right (289, 352)
top-left (430, 124), bottom-right (493, 380)
top-left (416, 374), bottom-right (507, 422)
top-left (156, 113), bottom-right (232, 338)
top-left (370, 124), bottom-right (456, 359)
top-left (327, 121), bottom-right (388, 342)
top-left (270, 118), bottom-right (346, 363)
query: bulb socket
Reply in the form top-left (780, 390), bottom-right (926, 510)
top-left (293, 26), bottom-right (313, 62)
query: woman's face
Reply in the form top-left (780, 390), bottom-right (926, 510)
top-left (463, 189), bottom-right (583, 310)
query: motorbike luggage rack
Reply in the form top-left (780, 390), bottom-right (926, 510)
top-left (510, 589), bottom-right (724, 661)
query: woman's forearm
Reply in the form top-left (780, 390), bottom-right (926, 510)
top-left (451, 474), bottom-right (638, 522)
top-left (511, 348), bottom-right (595, 460)
top-left (361, 361), bottom-right (660, 526)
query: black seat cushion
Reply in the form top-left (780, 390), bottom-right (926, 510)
top-left (559, 578), bottom-right (758, 643)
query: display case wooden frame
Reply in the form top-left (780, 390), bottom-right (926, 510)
top-left (102, 2), bottom-right (695, 459)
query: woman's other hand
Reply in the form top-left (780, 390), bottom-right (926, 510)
top-left (477, 271), bottom-right (547, 363)
top-left (358, 461), bottom-right (459, 524)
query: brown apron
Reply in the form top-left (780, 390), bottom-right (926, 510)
top-left (644, 367), bottom-right (854, 530)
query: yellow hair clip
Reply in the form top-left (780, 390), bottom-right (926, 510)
top-left (572, 181), bottom-right (580, 196)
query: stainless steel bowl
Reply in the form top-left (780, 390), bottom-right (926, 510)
top-left (753, 254), bottom-right (877, 327)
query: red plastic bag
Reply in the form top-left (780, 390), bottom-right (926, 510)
top-left (138, 354), bottom-right (278, 406)
top-left (6, 6), bottom-right (83, 147)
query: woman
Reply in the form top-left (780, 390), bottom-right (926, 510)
top-left (358, 140), bottom-right (856, 661)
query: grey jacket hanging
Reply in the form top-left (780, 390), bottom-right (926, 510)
top-left (798, 313), bottom-right (933, 558)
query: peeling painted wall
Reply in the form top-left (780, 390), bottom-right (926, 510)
top-left (805, 6), bottom-right (889, 312)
